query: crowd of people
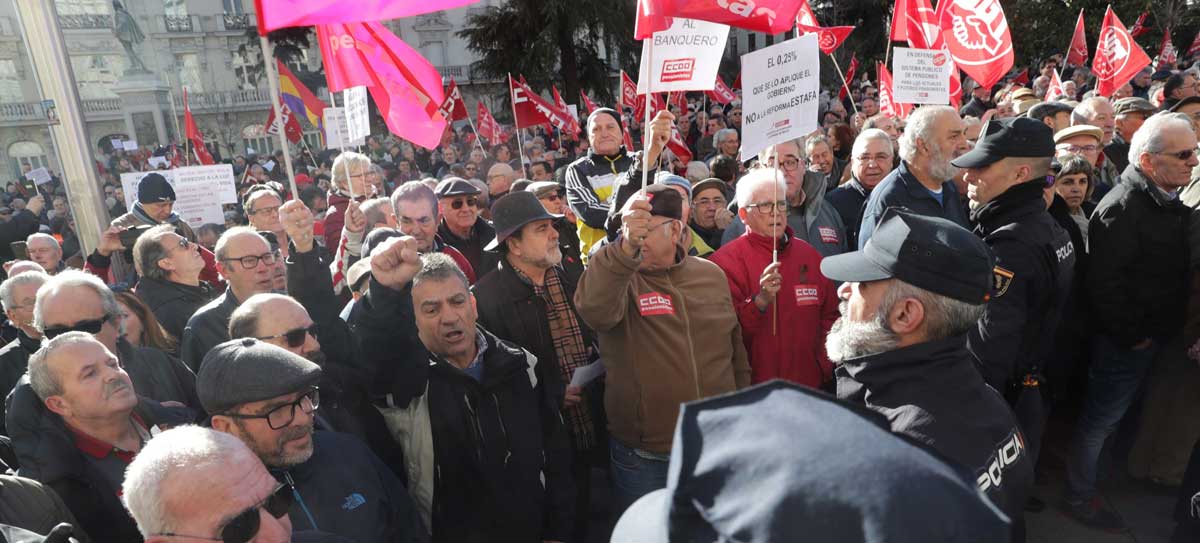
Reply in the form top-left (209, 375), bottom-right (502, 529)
top-left (3, 49), bottom-right (1200, 542)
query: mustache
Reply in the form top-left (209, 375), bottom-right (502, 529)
top-left (279, 422), bottom-right (313, 443)
top-left (104, 379), bottom-right (130, 399)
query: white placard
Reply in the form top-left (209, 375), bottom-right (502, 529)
top-left (343, 86), bottom-right (370, 143)
top-left (124, 139), bottom-right (139, 151)
top-left (637, 18), bottom-right (730, 93)
top-left (892, 47), bottom-right (952, 105)
top-left (147, 156), bottom-right (169, 169)
top-left (120, 165), bottom-right (238, 228)
top-left (174, 164), bottom-right (238, 205)
top-left (24, 167), bottom-right (51, 186)
top-left (739, 35), bottom-right (821, 161)
top-left (110, 138), bottom-right (123, 151)
top-left (322, 107), bottom-right (364, 149)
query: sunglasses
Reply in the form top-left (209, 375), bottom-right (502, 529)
top-left (257, 324), bottom-right (318, 348)
top-left (155, 482), bottom-right (294, 543)
top-left (1155, 149), bottom-right (1197, 161)
top-left (43, 314), bottom-right (112, 340)
top-left (449, 197), bottom-right (478, 210)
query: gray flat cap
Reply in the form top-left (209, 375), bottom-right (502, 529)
top-left (197, 338), bottom-right (322, 414)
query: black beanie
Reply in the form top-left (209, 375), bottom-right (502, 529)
top-left (137, 173), bottom-right (176, 204)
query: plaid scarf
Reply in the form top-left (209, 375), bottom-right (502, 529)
top-left (516, 265), bottom-right (595, 450)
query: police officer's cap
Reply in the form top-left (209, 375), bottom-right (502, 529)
top-left (952, 117), bottom-right (1055, 169)
top-left (821, 208), bottom-right (994, 304)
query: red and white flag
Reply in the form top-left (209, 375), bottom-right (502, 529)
top-left (265, 101), bottom-right (304, 144)
top-left (437, 79), bottom-right (469, 122)
top-left (877, 62), bottom-right (913, 119)
top-left (1045, 69), bottom-right (1066, 101)
top-left (705, 75), bottom-right (737, 104)
top-left (551, 85), bottom-right (582, 139)
top-left (839, 55), bottom-right (859, 100)
top-left (668, 91), bottom-right (688, 113)
top-left (1128, 11), bottom-right (1150, 39)
top-left (475, 101), bottom-right (500, 146)
top-left (797, 24), bottom-right (855, 55)
top-left (889, 0), bottom-right (909, 42)
top-left (1157, 29), bottom-right (1178, 70)
top-left (1188, 30), bottom-right (1200, 58)
top-left (1092, 6), bottom-right (1152, 97)
top-left (620, 70), bottom-right (639, 111)
top-left (1066, 10), bottom-right (1088, 67)
top-left (1012, 68), bottom-right (1029, 86)
top-left (580, 91), bottom-right (598, 115)
top-left (183, 88), bottom-right (215, 165)
top-left (509, 76), bottom-right (575, 131)
top-left (936, 0), bottom-right (1013, 91)
top-left (637, 0), bottom-right (805, 36)
top-left (667, 124), bottom-right (692, 164)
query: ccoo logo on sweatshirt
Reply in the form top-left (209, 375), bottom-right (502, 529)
top-left (638, 292), bottom-right (675, 316)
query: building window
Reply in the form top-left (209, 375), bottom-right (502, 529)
top-left (748, 33), bottom-right (756, 52)
top-left (163, 0), bottom-right (188, 17)
top-left (0, 60), bottom-right (22, 103)
top-left (71, 55), bottom-right (125, 99)
top-left (8, 141), bottom-right (48, 180)
top-left (241, 124), bottom-right (275, 157)
top-left (176, 53), bottom-right (204, 93)
top-left (223, 0), bottom-right (244, 15)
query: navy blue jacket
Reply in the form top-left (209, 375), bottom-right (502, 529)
top-left (858, 161), bottom-right (969, 249)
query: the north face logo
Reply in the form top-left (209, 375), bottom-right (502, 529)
top-left (342, 493), bottom-right (366, 511)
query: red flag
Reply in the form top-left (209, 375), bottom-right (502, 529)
top-left (795, 0), bottom-right (818, 28)
top-left (620, 71), bottom-right (639, 111)
top-left (510, 75), bottom-right (576, 131)
top-left (1092, 6), bottom-right (1152, 97)
top-left (551, 85), bottom-right (582, 139)
top-left (265, 102), bottom-right (304, 144)
top-left (889, 0), bottom-right (909, 42)
top-left (580, 91), bottom-right (598, 115)
top-left (902, 0), bottom-right (939, 49)
top-left (1045, 69), bottom-right (1066, 101)
top-left (1066, 10), bottom-right (1088, 67)
top-left (475, 101), bottom-right (500, 146)
top-left (936, 0), bottom-right (1012, 91)
top-left (839, 55), bottom-right (859, 100)
top-left (636, 93), bottom-right (665, 119)
top-left (877, 62), bottom-right (913, 120)
top-left (1157, 29), bottom-right (1178, 70)
top-left (667, 124), bottom-right (692, 164)
top-left (623, 126), bottom-right (635, 151)
top-left (706, 76), bottom-right (737, 104)
top-left (732, 72), bottom-right (741, 90)
top-left (634, 0), bottom-right (672, 40)
top-left (183, 89), bottom-right (215, 165)
top-left (1012, 68), bottom-right (1029, 86)
top-left (437, 79), bottom-right (469, 122)
top-left (668, 91), bottom-right (688, 113)
top-left (798, 24), bottom-right (855, 55)
top-left (1188, 30), bottom-right (1200, 58)
top-left (644, 0), bottom-right (805, 35)
top-left (1128, 11), bottom-right (1149, 39)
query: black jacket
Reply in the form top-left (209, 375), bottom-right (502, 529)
top-left (350, 282), bottom-right (575, 542)
top-left (967, 181), bottom-right (1076, 390)
top-left (825, 178), bottom-right (870, 250)
top-left (6, 385), bottom-right (193, 543)
top-left (554, 217), bottom-right (584, 282)
top-left (115, 339), bottom-right (202, 412)
top-left (959, 97), bottom-right (995, 118)
top-left (1104, 134), bottom-right (1131, 173)
top-left (133, 276), bottom-right (216, 340)
top-left (1089, 165), bottom-right (1190, 347)
top-left (180, 288), bottom-right (240, 372)
top-left (0, 210), bottom-right (41, 265)
top-left (0, 475), bottom-right (87, 543)
top-left (837, 334), bottom-right (1034, 528)
top-left (274, 431), bottom-right (426, 543)
top-left (1046, 195), bottom-right (1094, 386)
top-left (437, 217), bottom-right (498, 281)
top-left (0, 332), bottom-right (40, 436)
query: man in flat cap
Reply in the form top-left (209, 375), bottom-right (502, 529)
top-left (574, 185), bottom-right (750, 516)
top-left (954, 117), bottom-right (1076, 495)
top-left (821, 209), bottom-right (1034, 540)
top-left (201, 338), bottom-right (425, 543)
top-left (1071, 98), bottom-right (1121, 201)
top-left (1027, 101), bottom-right (1074, 134)
top-left (564, 107), bottom-right (633, 261)
top-left (1108, 97), bottom-right (1158, 171)
top-left (434, 177), bottom-right (497, 279)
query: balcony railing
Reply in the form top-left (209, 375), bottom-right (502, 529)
top-left (172, 88), bottom-right (274, 111)
top-left (0, 102), bottom-right (40, 122)
top-left (58, 14), bottom-right (114, 30)
top-left (83, 98), bottom-right (122, 114)
top-left (164, 15), bottom-right (193, 33)
top-left (222, 14), bottom-right (251, 31)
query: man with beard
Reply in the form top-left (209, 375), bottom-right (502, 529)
top-left (528, 181), bottom-right (584, 276)
top-left (858, 106), bottom-right (972, 249)
top-left (202, 338), bottom-right (425, 543)
top-left (565, 108), bottom-right (633, 261)
top-left (827, 129), bottom-right (895, 249)
top-left (821, 208), bottom-right (1034, 540)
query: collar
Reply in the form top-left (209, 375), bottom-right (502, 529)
top-left (461, 329), bottom-right (489, 373)
top-left (16, 329), bottom-right (40, 353)
top-left (897, 161), bottom-right (954, 201)
top-left (67, 412), bottom-right (150, 462)
top-left (744, 226), bottom-right (794, 251)
top-left (838, 334), bottom-right (968, 381)
top-left (969, 179), bottom-right (1047, 229)
top-left (1125, 165), bottom-right (1183, 208)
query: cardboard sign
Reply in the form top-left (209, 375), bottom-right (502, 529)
top-left (24, 167), bottom-right (51, 186)
top-left (892, 47), bottom-right (952, 105)
top-left (343, 86), bottom-right (370, 144)
top-left (120, 164), bottom-right (238, 228)
top-left (739, 34), bottom-right (821, 161)
top-left (323, 107), bottom-right (364, 148)
top-left (637, 18), bottom-right (730, 93)
top-left (147, 156), bottom-right (170, 169)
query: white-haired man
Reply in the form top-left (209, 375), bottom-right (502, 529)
top-left (26, 233), bottom-right (64, 274)
top-left (0, 271), bottom-right (49, 433)
top-left (858, 105), bottom-right (972, 248)
top-left (1072, 97), bottom-right (1121, 201)
top-left (827, 129), bottom-right (895, 249)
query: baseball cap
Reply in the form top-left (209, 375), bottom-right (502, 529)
top-left (644, 184), bottom-right (684, 221)
top-left (951, 117), bottom-right (1055, 169)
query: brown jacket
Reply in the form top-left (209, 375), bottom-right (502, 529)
top-left (574, 241), bottom-right (750, 454)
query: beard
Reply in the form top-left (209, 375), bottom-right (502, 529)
top-left (826, 301), bottom-right (901, 363)
top-left (235, 419), bottom-right (315, 468)
top-left (927, 143), bottom-right (962, 182)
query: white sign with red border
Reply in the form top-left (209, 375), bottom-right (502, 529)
top-left (739, 34), bottom-right (821, 161)
top-left (892, 47), bottom-right (952, 105)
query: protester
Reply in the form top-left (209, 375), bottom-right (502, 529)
top-left (1108, 97), bottom-right (1157, 172)
top-left (1050, 155), bottom-right (1096, 246)
top-left (114, 291), bottom-right (176, 353)
top-left (433, 177), bottom-right (497, 278)
top-left (244, 185), bottom-right (289, 256)
top-left (826, 129), bottom-right (895, 249)
top-left (565, 108), bottom-right (632, 260)
top-left (390, 183), bottom-right (476, 283)
top-left (527, 181), bottom-right (584, 276)
top-left (1071, 97), bottom-right (1121, 199)
top-left (1027, 101), bottom-right (1074, 134)
top-left (485, 163), bottom-right (515, 201)
top-left (805, 135), bottom-right (845, 187)
top-left (25, 234), bottom-right (63, 275)
top-left (129, 224), bottom-right (214, 340)
top-left (688, 178), bottom-right (733, 251)
top-left (324, 151), bottom-right (373, 254)
top-left (0, 270), bottom-right (48, 434)
top-left (0, 194), bottom-right (42, 264)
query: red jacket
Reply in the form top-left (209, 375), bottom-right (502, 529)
top-left (710, 227), bottom-right (838, 387)
top-left (323, 190), bottom-right (350, 252)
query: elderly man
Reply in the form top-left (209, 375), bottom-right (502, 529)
top-left (200, 338), bottom-right (424, 542)
top-left (689, 178), bottom-right (734, 250)
top-left (110, 172), bottom-right (199, 242)
top-left (244, 186), bottom-right (288, 257)
top-left (130, 224), bottom-right (214, 340)
top-left (711, 169), bottom-right (838, 388)
top-left (1162, 70), bottom-right (1200, 110)
top-left (181, 227), bottom-right (277, 371)
top-left (805, 135), bottom-right (845, 187)
top-left (575, 185), bottom-right (750, 515)
top-left (858, 106), bottom-right (971, 248)
top-left (26, 234), bottom-right (64, 274)
top-left (827, 129), bottom-right (895, 250)
top-left (821, 209), bottom-right (1034, 538)
top-left (486, 162), bottom-right (515, 201)
top-left (1107, 97), bottom-right (1158, 172)
top-left (434, 177), bottom-right (497, 279)
top-left (565, 108), bottom-right (634, 260)
top-left (8, 333), bottom-right (193, 542)
top-left (1063, 113), bottom-right (1196, 532)
top-left (528, 181), bottom-right (584, 274)
top-left (529, 161), bottom-right (554, 182)
top-left (1071, 97), bottom-right (1121, 200)
top-left (360, 196), bottom-right (396, 233)
top-left (708, 128), bottom-right (740, 162)
top-left (387, 183), bottom-right (476, 283)
top-left (349, 243), bottom-right (574, 541)
top-left (0, 271), bottom-right (48, 433)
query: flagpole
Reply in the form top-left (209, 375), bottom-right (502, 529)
top-left (771, 146), bottom-right (779, 335)
top-left (830, 55), bottom-right (860, 116)
top-left (164, 73), bottom-right (186, 166)
top-left (884, 15), bottom-right (893, 68)
top-left (641, 40), bottom-right (655, 192)
top-left (329, 90), bottom-right (357, 201)
top-left (508, 73), bottom-right (530, 179)
top-left (463, 105), bottom-right (486, 153)
top-left (259, 36), bottom-right (299, 199)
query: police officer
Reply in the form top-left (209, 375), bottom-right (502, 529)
top-left (953, 117), bottom-right (1076, 486)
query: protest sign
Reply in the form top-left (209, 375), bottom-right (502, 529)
top-left (637, 18), bottom-right (729, 93)
top-left (322, 107), bottom-right (364, 148)
top-left (24, 167), bottom-right (51, 186)
top-left (110, 138), bottom-right (123, 151)
top-left (124, 139), bottom-right (139, 151)
top-left (343, 86), bottom-right (370, 144)
top-left (120, 164), bottom-right (238, 228)
top-left (892, 47), bottom-right (952, 104)
top-left (739, 34), bottom-right (821, 161)
top-left (147, 156), bottom-right (170, 169)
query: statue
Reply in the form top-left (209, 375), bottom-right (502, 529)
top-left (112, 1), bottom-right (148, 74)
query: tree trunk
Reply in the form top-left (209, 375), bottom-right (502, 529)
top-left (556, 11), bottom-right (582, 106)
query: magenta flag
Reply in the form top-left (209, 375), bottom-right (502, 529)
top-left (255, 0), bottom-right (480, 34)
top-left (316, 22), bottom-right (446, 150)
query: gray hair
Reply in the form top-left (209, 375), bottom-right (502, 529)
top-left (851, 129), bottom-right (895, 158)
top-left (756, 138), bottom-right (804, 165)
top-left (898, 106), bottom-right (956, 163)
top-left (863, 114), bottom-right (894, 131)
top-left (132, 224), bottom-right (176, 281)
top-left (805, 135), bottom-right (832, 155)
top-left (331, 151), bottom-right (372, 193)
top-left (27, 331), bottom-right (99, 400)
top-left (684, 161), bottom-right (710, 183)
top-left (714, 128), bottom-right (738, 146)
top-left (392, 182), bottom-right (439, 219)
top-left (0, 271), bottom-right (50, 312)
top-left (1071, 97), bottom-right (1111, 125)
top-left (1129, 112), bottom-right (1194, 167)
top-left (413, 252), bottom-right (469, 291)
top-left (734, 167), bottom-right (788, 209)
top-left (123, 425), bottom-right (259, 537)
top-left (880, 280), bottom-right (983, 341)
top-left (26, 233), bottom-right (59, 251)
top-left (32, 270), bottom-right (120, 334)
top-left (360, 197), bottom-right (392, 230)
top-left (213, 226), bottom-right (265, 261)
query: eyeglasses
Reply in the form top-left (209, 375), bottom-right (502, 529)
top-left (222, 388), bottom-right (320, 430)
top-left (770, 157), bottom-right (802, 171)
top-left (1153, 149), bottom-right (1197, 161)
top-left (43, 314), bottom-right (113, 340)
top-left (745, 201), bottom-right (789, 215)
top-left (169, 237), bottom-right (192, 253)
top-left (256, 324), bottom-right (318, 348)
top-left (449, 197), bottom-right (478, 210)
top-left (154, 482), bottom-right (294, 543)
top-left (250, 205), bottom-right (280, 216)
top-left (221, 251), bottom-right (279, 269)
top-left (1056, 144), bottom-right (1100, 154)
top-left (854, 154), bottom-right (893, 165)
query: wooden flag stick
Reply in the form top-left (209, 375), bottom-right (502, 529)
top-left (830, 54), bottom-right (860, 116)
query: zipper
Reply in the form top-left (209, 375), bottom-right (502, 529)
top-left (491, 394), bottom-right (512, 466)
top-left (284, 472), bottom-right (319, 530)
top-left (667, 273), bottom-right (702, 397)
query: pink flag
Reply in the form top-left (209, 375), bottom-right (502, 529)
top-left (316, 22), bottom-right (446, 150)
top-left (634, 0), bottom-right (672, 40)
top-left (641, 0), bottom-right (804, 35)
top-left (255, 0), bottom-right (480, 34)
